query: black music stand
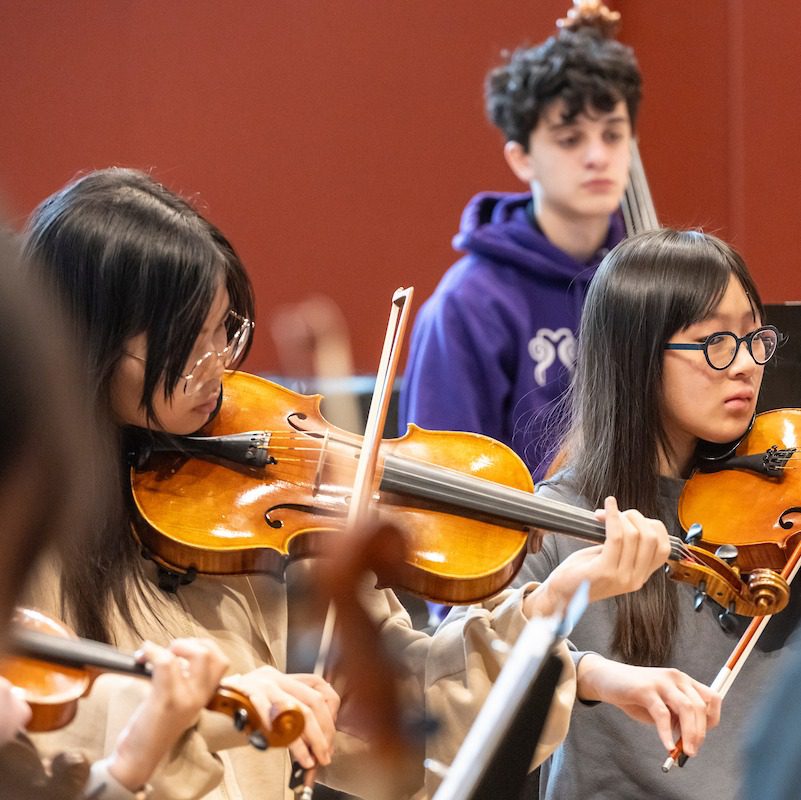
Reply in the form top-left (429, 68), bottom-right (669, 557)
top-left (758, 303), bottom-right (801, 412)
top-left (431, 584), bottom-right (588, 800)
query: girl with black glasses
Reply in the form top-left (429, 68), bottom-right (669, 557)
top-left (516, 228), bottom-right (791, 800)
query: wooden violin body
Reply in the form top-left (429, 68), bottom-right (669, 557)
top-left (681, 408), bottom-right (801, 574)
top-left (1, 608), bottom-right (304, 747)
top-left (132, 372), bottom-right (533, 604)
top-left (1, 610), bottom-right (93, 732)
top-left (130, 373), bottom-right (788, 615)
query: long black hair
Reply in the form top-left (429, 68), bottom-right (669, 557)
top-left (561, 228), bottom-right (763, 665)
top-left (23, 168), bottom-right (256, 643)
top-left (0, 232), bottom-right (102, 640)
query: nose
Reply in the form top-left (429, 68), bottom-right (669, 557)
top-left (583, 134), bottom-right (610, 169)
top-left (208, 352), bottom-right (227, 381)
top-left (727, 339), bottom-right (758, 376)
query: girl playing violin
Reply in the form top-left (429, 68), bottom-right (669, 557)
top-left (23, 167), bottom-right (673, 800)
top-left (516, 228), bottom-right (793, 799)
top-left (0, 236), bottom-right (231, 799)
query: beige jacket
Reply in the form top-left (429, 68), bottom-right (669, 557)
top-left (26, 560), bottom-right (574, 800)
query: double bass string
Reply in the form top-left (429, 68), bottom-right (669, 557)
top-left (622, 139), bottom-right (659, 235)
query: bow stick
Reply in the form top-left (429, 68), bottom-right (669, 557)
top-left (661, 541), bottom-right (801, 771)
top-left (292, 287), bottom-right (415, 799)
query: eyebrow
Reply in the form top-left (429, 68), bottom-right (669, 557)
top-left (199, 306), bottom-right (230, 335)
top-left (692, 311), bottom-right (759, 330)
top-left (546, 114), bottom-right (629, 132)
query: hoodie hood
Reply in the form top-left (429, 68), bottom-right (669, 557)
top-left (453, 191), bottom-right (624, 283)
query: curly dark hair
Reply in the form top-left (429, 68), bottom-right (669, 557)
top-left (486, 29), bottom-right (641, 147)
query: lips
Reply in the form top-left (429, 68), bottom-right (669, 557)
top-left (193, 391), bottom-right (221, 415)
top-left (724, 392), bottom-right (754, 410)
top-left (582, 179), bottom-right (614, 190)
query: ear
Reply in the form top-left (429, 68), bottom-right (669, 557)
top-left (503, 140), bottom-right (536, 184)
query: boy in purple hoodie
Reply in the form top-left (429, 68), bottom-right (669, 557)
top-left (398, 28), bottom-right (641, 480)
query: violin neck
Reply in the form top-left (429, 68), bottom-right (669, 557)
top-left (11, 627), bottom-right (150, 678)
top-left (380, 455), bottom-right (607, 544)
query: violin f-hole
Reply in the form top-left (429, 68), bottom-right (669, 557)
top-left (778, 507), bottom-right (801, 531)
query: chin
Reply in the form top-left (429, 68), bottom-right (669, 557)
top-left (164, 413), bottom-right (212, 436)
top-left (705, 420), bottom-right (753, 446)
top-left (576, 199), bottom-right (621, 220)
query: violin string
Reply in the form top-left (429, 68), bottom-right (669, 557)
top-left (252, 433), bottom-right (704, 566)
top-left (207, 428), bottom-right (702, 565)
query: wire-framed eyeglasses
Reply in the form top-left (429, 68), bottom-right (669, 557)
top-left (663, 325), bottom-right (781, 371)
top-left (181, 311), bottom-right (253, 395)
top-left (125, 310), bottom-right (254, 396)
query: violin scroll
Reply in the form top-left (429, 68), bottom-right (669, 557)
top-left (667, 545), bottom-right (789, 617)
top-left (208, 685), bottom-right (304, 749)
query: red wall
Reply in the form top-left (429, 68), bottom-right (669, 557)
top-left (623, 0), bottom-right (801, 305)
top-left (1, 2), bottom-right (799, 374)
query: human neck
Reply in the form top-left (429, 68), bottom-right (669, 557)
top-left (657, 438), bottom-right (696, 480)
top-left (532, 199), bottom-right (611, 263)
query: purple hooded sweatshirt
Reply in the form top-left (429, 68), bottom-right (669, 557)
top-left (398, 192), bottom-right (625, 481)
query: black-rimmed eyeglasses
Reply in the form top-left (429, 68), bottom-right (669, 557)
top-left (663, 325), bottom-right (781, 370)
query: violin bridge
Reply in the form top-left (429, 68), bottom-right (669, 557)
top-left (312, 428), bottom-right (330, 497)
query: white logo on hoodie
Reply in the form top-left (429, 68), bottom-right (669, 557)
top-left (528, 328), bottom-right (576, 386)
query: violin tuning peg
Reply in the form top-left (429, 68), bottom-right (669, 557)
top-left (404, 711), bottom-right (440, 739)
top-left (289, 761), bottom-right (306, 789)
top-left (233, 708), bottom-right (248, 731)
top-left (693, 579), bottom-right (707, 612)
top-left (714, 544), bottom-right (739, 566)
top-left (685, 523), bottom-right (703, 545)
top-left (718, 602), bottom-right (738, 634)
top-left (248, 731), bottom-right (269, 751)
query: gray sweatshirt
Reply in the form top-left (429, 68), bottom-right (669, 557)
top-left (518, 474), bottom-right (801, 800)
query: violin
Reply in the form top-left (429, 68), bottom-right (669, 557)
top-left (661, 408), bottom-right (801, 771)
top-left (680, 408), bottom-right (801, 574)
top-left (129, 372), bottom-right (787, 617)
top-left (1, 608), bottom-right (304, 748)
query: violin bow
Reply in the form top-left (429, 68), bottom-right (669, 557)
top-left (292, 287), bottom-right (415, 799)
top-left (662, 541), bottom-right (801, 771)
top-left (558, 0), bottom-right (659, 234)
top-left (315, 286), bottom-right (413, 673)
